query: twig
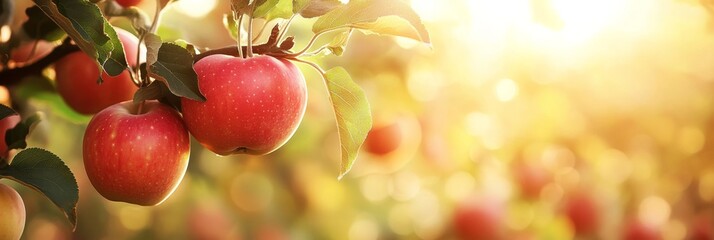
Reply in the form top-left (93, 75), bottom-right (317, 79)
top-left (0, 39), bottom-right (79, 86)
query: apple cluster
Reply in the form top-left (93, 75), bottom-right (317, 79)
top-left (33, 26), bottom-right (309, 205)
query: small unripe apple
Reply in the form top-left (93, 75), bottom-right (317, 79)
top-left (10, 40), bottom-right (53, 66)
top-left (564, 192), bottom-right (599, 236)
top-left (0, 114), bottom-right (20, 159)
top-left (54, 28), bottom-right (139, 115)
top-left (83, 100), bottom-right (190, 206)
top-left (0, 183), bottom-right (26, 240)
top-left (453, 197), bottom-right (505, 240)
top-left (115, 0), bottom-right (142, 7)
top-left (181, 55), bottom-right (307, 155)
top-left (622, 219), bottom-right (661, 240)
top-left (364, 121), bottom-right (403, 156)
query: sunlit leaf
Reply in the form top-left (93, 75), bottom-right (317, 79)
top-left (299, 0), bottom-right (343, 18)
top-left (313, 0), bottom-right (430, 43)
top-left (254, 0), bottom-right (293, 20)
top-left (0, 148), bottom-right (78, 228)
top-left (32, 0), bottom-right (128, 78)
top-left (326, 29), bottom-right (352, 56)
top-left (292, 0), bottom-right (310, 13)
top-left (323, 67), bottom-right (372, 179)
top-left (351, 16), bottom-right (423, 42)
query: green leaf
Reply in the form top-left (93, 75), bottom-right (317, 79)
top-left (32, 0), bottom-right (128, 77)
top-left (313, 0), bottom-right (431, 43)
top-left (6, 113), bottom-right (42, 151)
top-left (22, 6), bottom-right (66, 41)
top-left (323, 67), bottom-right (372, 179)
top-left (298, 0), bottom-right (343, 18)
top-left (133, 81), bottom-right (182, 110)
top-left (254, 0), bottom-right (293, 21)
top-left (0, 148), bottom-right (79, 228)
top-left (143, 33), bottom-right (162, 66)
top-left (0, 102), bottom-right (17, 120)
top-left (222, 14), bottom-right (244, 42)
top-left (148, 43), bottom-right (205, 101)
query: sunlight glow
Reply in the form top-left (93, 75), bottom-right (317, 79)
top-left (550, 0), bottom-right (626, 42)
top-left (495, 78), bottom-right (519, 102)
top-left (172, 0), bottom-right (218, 18)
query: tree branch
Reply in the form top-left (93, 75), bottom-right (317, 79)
top-left (0, 40), bottom-right (79, 86)
top-left (194, 24), bottom-right (294, 62)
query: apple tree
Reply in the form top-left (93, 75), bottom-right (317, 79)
top-left (0, 0), bottom-right (430, 237)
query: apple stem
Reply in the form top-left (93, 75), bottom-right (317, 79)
top-left (246, 2), bottom-right (256, 58)
top-left (235, 12), bottom-right (244, 59)
top-left (136, 100), bottom-right (145, 115)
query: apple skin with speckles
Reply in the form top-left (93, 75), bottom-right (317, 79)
top-left (181, 54), bottom-right (307, 155)
top-left (83, 100), bottom-right (190, 206)
top-left (54, 28), bottom-right (139, 115)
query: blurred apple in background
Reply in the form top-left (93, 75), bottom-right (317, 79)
top-left (452, 197), bottom-right (505, 240)
top-left (688, 214), bottom-right (712, 240)
top-left (513, 163), bottom-right (551, 199)
top-left (352, 114), bottom-right (421, 175)
top-left (563, 191), bottom-right (600, 236)
top-left (9, 40), bottom-right (53, 66)
top-left (365, 121), bottom-right (403, 156)
top-left (187, 201), bottom-right (239, 240)
top-left (622, 219), bottom-right (661, 240)
top-left (0, 183), bottom-right (26, 240)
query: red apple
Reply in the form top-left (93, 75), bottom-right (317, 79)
top-left (181, 55), bottom-right (307, 155)
top-left (10, 40), bottom-right (53, 66)
top-left (83, 100), bottom-right (190, 206)
top-left (622, 219), bottom-right (661, 240)
top-left (453, 198), bottom-right (505, 240)
top-left (187, 203), bottom-right (238, 240)
top-left (0, 183), bottom-right (25, 240)
top-left (115, 0), bottom-right (142, 7)
top-left (514, 163), bottom-right (550, 199)
top-left (364, 121), bottom-right (402, 156)
top-left (54, 28), bottom-right (139, 115)
top-left (564, 192), bottom-right (599, 236)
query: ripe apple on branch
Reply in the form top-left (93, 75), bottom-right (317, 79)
top-left (0, 0), bottom-right (431, 237)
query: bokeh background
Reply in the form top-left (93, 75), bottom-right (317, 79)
top-left (5, 0), bottom-right (714, 239)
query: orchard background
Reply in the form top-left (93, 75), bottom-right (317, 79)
top-left (2, 0), bottom-right (714, 239)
